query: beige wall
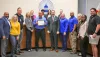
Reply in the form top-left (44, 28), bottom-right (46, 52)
top-left (0, 0), bottom-right (78, 19)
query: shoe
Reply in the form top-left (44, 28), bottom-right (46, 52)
top-left (35, 48), bottom-right (38, 52)
top-left (43, 48), bottom-right (46, 51)
top-left (31, 49), bottom-right (33, 51)
top-left (55, 50), bottom-right (59, 52)
top-left (19, 51), bottom-right (24, 53)
top-left (78, 52), bottom-right (82, 56)
top-left (69, 50), bottom-right (72, 52)
top-left (50, 48), bottom-right (54, 51)
top-left (28, 50), bottom-right (31, 52)
top-left (62, 50), bottom-right (66, 52)
top-left (16, 53), bottom-right (20, 55)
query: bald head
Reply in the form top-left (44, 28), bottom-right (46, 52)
top-left (4, 12), bottom-right (9, 18)
top-left (60, 13), bottom-right (65, 19)
top-left (38, 11), bottom-right (43, 17)
top-left (70, 12), bottom-right (74, 17)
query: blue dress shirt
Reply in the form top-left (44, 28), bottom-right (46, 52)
top-left (68, 16), bottom-right (78, 32)
top-left (33, 16), bottom-right (47, 29)
top-left (59, 18), bottom-right (68, 33)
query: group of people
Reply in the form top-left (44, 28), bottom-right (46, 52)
top-left (0, 7), bottom-right (100, 57)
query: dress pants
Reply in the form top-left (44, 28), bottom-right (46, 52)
top-left (26, 28), bottom-right (32, 50)
top-left (50, 31), bottom-right (58, 50)
top-left (10, 35), bottom-right (18, 57)
top-left (1, 38), bottom-right (8, 57)
top-left (35, 29), bottom-right (46, 49)
top-left (60, 33), bottom-right (68, 50)
top-left (80, 36), bottom-right (89, 57)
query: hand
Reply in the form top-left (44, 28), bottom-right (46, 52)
top-left (57, 31), bottom-right (59, 34)
top-left (71, 32), bottom-right (74, 35)
top-left (36, 22), bottom-right (38, 25)
top-left (31, 30), bottom-right (34, 32)
top-left (92, 33), bottom-right (97, 38)
top-left (16, 36), bottom-right (19, 40)
top-left (3, 36), bottom-right (6, 40)
top-left (77, 34), bottom-right (80, 38)
top-left (64, 32), bottom-right (66, 35)
top-left (44, 23), bottom-right (46, 25)
top-left (47, 31), bottom-right (50, 33)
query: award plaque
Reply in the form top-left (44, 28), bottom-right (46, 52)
top-left (38, 20), bottom-right (45, 26)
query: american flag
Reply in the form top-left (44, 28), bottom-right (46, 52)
top-left (97, 3), bottom-right (100, 16)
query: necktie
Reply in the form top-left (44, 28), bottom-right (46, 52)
top-left (52, 16), bottom-right (54, 22)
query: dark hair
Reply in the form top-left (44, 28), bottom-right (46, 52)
top-left (82, 14), bottom-right (87, 21)
top-left (41, 9), bottom-right (44, 12)
top-left (90, 8), bottom-right (97, 12)
top-left (17, 7), bottom-right (21, 11)
top-left (48, 10), bottom-right (52, 15)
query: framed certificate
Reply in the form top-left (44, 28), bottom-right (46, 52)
top-left (38, 20), bottom-right (45, 26)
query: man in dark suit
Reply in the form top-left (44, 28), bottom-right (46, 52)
top-left (0, 12), bottom-right (10, 57)
top-left (47, 10), bottom-right (59, 52)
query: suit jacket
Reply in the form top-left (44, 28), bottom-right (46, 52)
top-left (47, 16), bottom-right (59, 33)
top-left (25, 18), bottom-right (34, 31)
top-left (0, 17), bottom-right (10, 38)
top-left (79, 21), bottom-right (87, 38)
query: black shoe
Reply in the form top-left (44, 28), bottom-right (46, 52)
top-left (35, 48), bottom-right (38, 52)
top-left (43, 48), bottom-right (46, 51)
top-left (19, 51), bottom-right (24, 53)
top-left (16, 53), bottom-right (20, 55)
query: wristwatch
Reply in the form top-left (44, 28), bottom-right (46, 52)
top-left (94, 32), bottom-right (97, 34)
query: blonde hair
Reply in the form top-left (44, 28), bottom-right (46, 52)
top-left (77, 13), bottom-right (82, 17)
top-left (30, 10), bottom-right (34, 16)
top-left (11, 15), bottom-right (18, 22)
top-left (26, 12), bottom-right (31, 18)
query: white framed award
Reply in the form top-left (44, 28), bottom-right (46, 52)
top-left (38, 20), bottom-right (45, 26)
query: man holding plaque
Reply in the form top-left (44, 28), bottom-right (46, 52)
top-left (33, 11), bottom-right (47, 52)
top-left (47, 10), bottom-right (59, 52)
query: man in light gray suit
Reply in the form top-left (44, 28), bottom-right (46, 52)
top-left (47, 10), bottom-right (59, 52)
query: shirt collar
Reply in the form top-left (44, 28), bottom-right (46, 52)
top-left (3, 16), bottom-right (8, 20)
top-left (70, 16), bottom-right (75, 19)
top-left (91, 14), bottom-right (97, 17)
top-left (60, 17), bottom-right (65, 20)
top-left (16, 13), bottom-right (22, 17)
top-left (38, 16), bottom-right (44, 19)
